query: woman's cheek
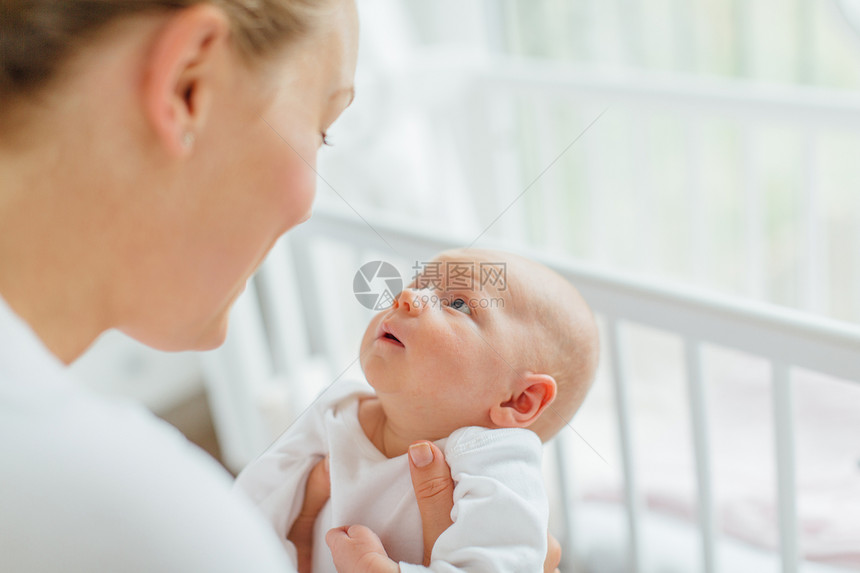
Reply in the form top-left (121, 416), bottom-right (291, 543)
top-left (273, 149), bottom-right (318, 233)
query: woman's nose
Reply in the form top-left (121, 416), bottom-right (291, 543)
top-left (393, 288), bottom-right (426, 316)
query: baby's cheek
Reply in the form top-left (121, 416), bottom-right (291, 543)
top-left (425, 334), bottom-right (477, 379)
top-left (448, 335), bottom-right (512, 388)
top-left (360, 315), bottom-right (383, 353)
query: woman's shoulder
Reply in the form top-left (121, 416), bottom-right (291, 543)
top-left (0, 383), bottom-right (293, 572)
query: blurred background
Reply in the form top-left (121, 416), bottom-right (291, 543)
top-left (69, 1), bottom-right (860, 571)
top-left (319, 0), bottom-right (860, 321)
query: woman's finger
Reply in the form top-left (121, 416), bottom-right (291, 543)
top-left (300, 456), bottom-right (332, 518)
top-left (288, 456), bottom-right (331, 573)
top-left (407, 441), bottom-right (454, 566)
top-left (544, 532), bottom-right (562, 573)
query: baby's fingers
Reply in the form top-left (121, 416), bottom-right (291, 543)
top-left (325, 525), bottom-right (399, 573)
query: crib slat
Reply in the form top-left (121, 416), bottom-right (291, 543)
top-left (800, 131), bottom-right (824, 313)
top-left (684, 339), bottom-right (717, 573)
top-left (685, 121), bottom-right (707, 285)
top-left (796, 0), bottom-right (814, 84)
top-left (552, 431), bottom-right (576, 566)
top-left (584, 110), bottom-right (606, 264)
top-left (630, 120), bottom-right (655, 272)
top-left (856, 209), bottom-right (860, 322)
top-left (254, 237), bottom-right (310, 378)
top-left (465, 83), bottom-right (498, 243)
top-left (621, 0), bottom-right (644, 67)
top-left (732, 0), bottom-right (751, 76)
top-left (741, 128), bottom-right (765, 300)
top-left (491, 94), bottom-right (527, 244)
top-left (534, 100), bottom-right (564, 250)
top-left (672, 0), bottom-right (696, 72)
top-left (607, 317), bottom-right (643, 573)
top-left (200, 284), bottom-right (273, 471)
top-left (773, 362), bottom-right (799, 573)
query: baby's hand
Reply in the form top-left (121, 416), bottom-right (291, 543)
top-left (325, 525), bottom-right (400, 573)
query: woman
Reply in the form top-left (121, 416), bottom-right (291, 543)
top-left (0, 1), bottom-right (560, 571)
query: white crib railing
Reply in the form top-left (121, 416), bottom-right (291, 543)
top-left (333, 56), bottom-right (860, 322)
top-left (203, 206), bottom-right (860, 573)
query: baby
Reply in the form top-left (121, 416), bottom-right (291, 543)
top-left (235, 248), bottom-right (599, 572)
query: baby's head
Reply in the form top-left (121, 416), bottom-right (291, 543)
top-left (359, 248), bottom-right (599, 442)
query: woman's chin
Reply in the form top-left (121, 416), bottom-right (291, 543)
top-left (121, 311), bottom-right (230, 353)
top-left (192, 313), bottom-right (231, 351)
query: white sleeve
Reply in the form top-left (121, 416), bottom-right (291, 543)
top-left (0, 392), bottom-right (295, 573)
top-left (233, 380), bottom-right (371, 564)
top-left (398, 427), bottom-right (548, 573)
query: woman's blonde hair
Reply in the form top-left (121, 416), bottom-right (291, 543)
top-left (0, 0), bottom-right (333, 107)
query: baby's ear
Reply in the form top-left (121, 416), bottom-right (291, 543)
top-left (489, 373), bottom-right (557, 429)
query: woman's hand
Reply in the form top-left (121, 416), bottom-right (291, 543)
top-left (288, 456), bottom-right (331, 573)
top-left (325, 441), bottom-right (454, 573)
top-left (545, 532), bottom-right (562, 573)
top-left (406, 441), bottom-right (454, 566)
top-left (407, 440), bottom-right (563, 573)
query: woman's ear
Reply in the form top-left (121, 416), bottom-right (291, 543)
top-left (489, 373), bottom-right (557, 429)
top-left (141, 4), bottom-right (230, 156)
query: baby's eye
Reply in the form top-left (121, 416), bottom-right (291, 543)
top-left (448, 298), bottom-right (472, 315)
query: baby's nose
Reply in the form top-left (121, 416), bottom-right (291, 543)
top-left (394, 288), bottom-right (427, 316)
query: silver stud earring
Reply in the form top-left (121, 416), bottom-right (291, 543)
top-left (182, 132), bottom-right (195, 149)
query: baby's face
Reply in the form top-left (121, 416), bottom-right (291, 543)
top-left (359, 251), bottom-right (535, 436)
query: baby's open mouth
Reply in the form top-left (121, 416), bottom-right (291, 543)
top-left (382, 332), bottom-right (404, 347)
top-left (378, 321), bottom-right (405, 348)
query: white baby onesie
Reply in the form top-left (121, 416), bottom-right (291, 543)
top-left (234, 380), bottom-right (548, 572)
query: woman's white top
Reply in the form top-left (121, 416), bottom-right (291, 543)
top-left (0, 296), bottom-right (293, 572)
top-left (235, 380), bottom-right (549, 572)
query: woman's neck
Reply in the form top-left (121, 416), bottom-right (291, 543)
top-left (0, 154), bottom-right (110, 365)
